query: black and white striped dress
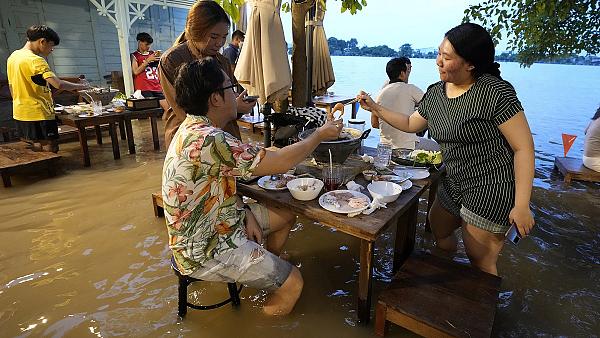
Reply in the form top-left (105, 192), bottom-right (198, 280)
top-left (418, 74), bottom-right (523, 233)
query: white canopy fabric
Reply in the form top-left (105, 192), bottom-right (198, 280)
top-left (311, 4), bottom-right (335, 96)
top-left (234, 0), bottom-right (291, 105)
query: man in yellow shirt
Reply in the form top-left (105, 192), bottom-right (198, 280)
top-left (7, 25), bottom-right (88, 152)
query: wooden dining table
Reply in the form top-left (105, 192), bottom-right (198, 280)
top-left (57, 107), bottom-right (163, 167)
top-left (237, 149), bottom-right (441, 324)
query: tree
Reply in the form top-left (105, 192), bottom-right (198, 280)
top-left (463, 0), bottom-right (600, 66)
top-left (399, 43), bottom-right (413, 58)
top-left (215, 0), bottom-right (245, 22)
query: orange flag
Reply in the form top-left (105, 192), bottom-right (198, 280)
top-left (562, 133), bottom-right (577, 157)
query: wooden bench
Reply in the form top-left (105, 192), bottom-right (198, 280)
top-left (554, 156), bottom-right (600, 183)
top-left (152, 192), bottom-right (164, 217)
top-left (375, 252), bottom-right (501, 337)
top-left (0, 142), bottom-right (61, 187)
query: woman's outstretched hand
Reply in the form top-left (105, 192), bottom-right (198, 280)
top-left (356, 91), bottom-right (377, 114)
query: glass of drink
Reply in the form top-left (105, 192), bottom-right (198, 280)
top-left (374, 142), bottom-right (392, 168)
top-left (322, 165), bottom-right (342, 192)
top-left (91, 100), bottom-right (103, 115)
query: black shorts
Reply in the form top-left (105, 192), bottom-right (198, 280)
top-left (16, 119), bottom-right (59, 141)
top-left (140, 91), bottom-right (165, 100)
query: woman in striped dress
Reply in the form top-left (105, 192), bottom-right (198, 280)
top-left (357, 23), bottom-right (535, 275)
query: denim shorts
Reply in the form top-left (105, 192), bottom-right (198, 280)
top-left (189, 203), bottom-right (293, 292)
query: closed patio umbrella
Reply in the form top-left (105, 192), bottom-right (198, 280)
top-left (310, 3), bottom-right (335, 96)
top-left (235, 0), bottom-right (291, 146)
top-left (235, 0), bottom-right (291, 105)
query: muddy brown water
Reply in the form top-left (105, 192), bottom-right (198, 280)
top-left (1, 121), bottom-right (598, 337)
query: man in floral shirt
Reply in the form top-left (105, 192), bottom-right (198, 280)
top-left (162, 58), bottom-right (342, 315)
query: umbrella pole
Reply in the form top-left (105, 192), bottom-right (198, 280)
top-left (262, 102), bottom-right (272, 147)
top-left (306, 2), bottom-right (316, 107)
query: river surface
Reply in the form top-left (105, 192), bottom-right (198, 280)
top-left (1, 58), bottom-right (599, 337)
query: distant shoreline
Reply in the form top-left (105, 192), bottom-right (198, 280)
top-left (316, 37), bottom-right (600, 67)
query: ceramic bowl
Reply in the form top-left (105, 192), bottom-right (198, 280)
top-left (367, 181), bottom-right (402, 203)
top-left (287, 178), bottom-right (324, 201)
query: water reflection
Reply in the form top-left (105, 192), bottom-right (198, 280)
top-left (0, 121), bottom-right (598, 337)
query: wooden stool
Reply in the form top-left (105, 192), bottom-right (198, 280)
top-left (171, 256), bottom-right (242, 318)
top-left (375, 252), bottom-right (501, 337)
top-left (554, 156), bottom-right (600, 184)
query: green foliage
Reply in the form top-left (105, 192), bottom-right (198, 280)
top-left (463, 0), bottom-right (600, 66)
top-left (215, 0), bottom-right (246, 22)
top-left (282, 0), bottom-right (365, 14)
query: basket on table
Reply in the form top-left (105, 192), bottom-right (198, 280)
top-left (80, 88), bottom-right (119, 106)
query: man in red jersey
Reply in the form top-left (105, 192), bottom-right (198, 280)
top-left (131, 32), bottom-right (169, 113)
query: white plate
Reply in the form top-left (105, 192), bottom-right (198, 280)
top-left (393, 168), bottom-right (430, 180)
top-left (319, 190), bottom-right (371, 214)
top-left (54, 106), bottom-right (64, 112)
top-left (78, 113), bottom-right (100, 118)
top-left (399, 179), bottom-right (413, 191)
top-left (257, 175), bottom-right (295, 191)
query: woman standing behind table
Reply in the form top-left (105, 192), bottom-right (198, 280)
top-left (583, 106), bottom-right (600, 172)
top-left (357, 23), bottom-right (535, 275)
top-left (159, 1), bottom-right (256, 147)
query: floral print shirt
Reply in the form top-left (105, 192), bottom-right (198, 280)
top-left (162, 115), bottom-right (265, 275)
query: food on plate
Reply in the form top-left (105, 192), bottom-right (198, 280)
top-left (408, 149), bottom-right (442, 165)
top-left (322, 194), bottom-right (341, 209)
top-left (113, 105), bottom-right (125, 113)
top-left (322, 191), bottom-right (369, 210)
top-left (331, 191), bottom-right (354, 200)
top-left (362, 170), bottom-right (377, 181)
top-left (348, 197), bottom-right (369, 209)
top-left (265, 175), bottom-right (295, 189)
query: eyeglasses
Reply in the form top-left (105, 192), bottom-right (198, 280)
top-left (216, 82), bottom-right (239, 93)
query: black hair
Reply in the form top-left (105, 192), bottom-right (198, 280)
top-left (136, 32), bottom-right (153, 44)
top-left (592, 106), bottom-right (600, 120)
top-left (174, 58), bottom-right (225, 116)
top-left (386, 57), bottom-right (411, 82)
top-left (445, 22), bottom-right (501, 79)
top-left (232, 30), bottom-right (245, 40)
top-left (26, 25), bottom-right (60, 45)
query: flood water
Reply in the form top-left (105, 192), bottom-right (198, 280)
top-left (1, 61), bottom-right (600, 337)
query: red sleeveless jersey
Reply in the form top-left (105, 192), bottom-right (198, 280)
top-left (131, 51), bottom-right (162, 92)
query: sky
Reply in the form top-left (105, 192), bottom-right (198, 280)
top-left (278, 0), bottom-right (508, 51)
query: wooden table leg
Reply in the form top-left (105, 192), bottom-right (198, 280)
top-left (357, 239), bottom-right (374, 324)
top-left (352, 101), bottom-right (359, 119)
top-left (424, 180), bottom-right (439, 233)
top-left (124, 119), bottom-right (135, 154)
top-left (108, 122), bottom-right (120, 160)
top-left (118, 120), bottom-right (126, 140)
top-left (77, 125), bottom-right (91, 167)
top-left (1, 171), bottom-right (11, 187)
top-left (150, 116), bottom-right (159, 150)
top-left (94, 125), bottom-right (102, 145)
top-left (393, 202), bottom-right (418, 273)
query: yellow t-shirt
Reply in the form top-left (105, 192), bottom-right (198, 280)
top-left (7, 49), bottom-right (56, 121)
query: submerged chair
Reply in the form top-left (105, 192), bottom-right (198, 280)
top-left (171, 256), bottom-right (243, 318)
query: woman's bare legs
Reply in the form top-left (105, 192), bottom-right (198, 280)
top-left (428, 197), bottom-right (462, 252)
top-left (462, 223), bottom-right (505, 275)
